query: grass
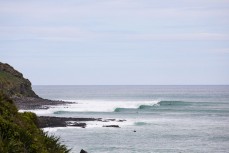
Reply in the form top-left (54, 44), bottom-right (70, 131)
top-left (0, 71), bottom-right (23, 96)
top-left (0, 70), bottom-right (37, 97)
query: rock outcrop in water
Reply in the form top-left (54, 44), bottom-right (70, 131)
top-left (38, 116), bottom-right (99, 128)
top-left (102, 125), bottom-right (120, 128)
top-left (80, 149), bottom-right (88, 153)
top-left (0, 62), bottom-right (38, 98)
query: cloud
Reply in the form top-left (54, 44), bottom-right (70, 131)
top-left (0, 0), bottom-right (229, 21)
top-left (125, 32), bottom-right (229, 41)
top-left (0, 1), bottom-right (228, 43)
top-left (0, 26), bottom-right (96, 41)
top-left (0, 0), bottom-right (229, 85)
top-left (0, 25), bottom-right (228, 43)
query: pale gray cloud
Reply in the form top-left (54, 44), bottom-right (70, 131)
top-left (1, 26), bottom-right (228, 42)
top-left (0, 0), bottom-right (228, 84)
top-left (0, 0), bottom-right (228, 20)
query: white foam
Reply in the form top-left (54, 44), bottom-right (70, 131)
top-left (63, 99), bottom-right (159, 112)
top-left (85, 118), bottom-right (135, 128)
top-left (19, 108), bottom-right (56, 116)
top-left (19, 99), bottom-right (159, 115)
top-left (42, 126), bottom-right (79, 133)
top-left (41, 119), bottom-right (135, 130)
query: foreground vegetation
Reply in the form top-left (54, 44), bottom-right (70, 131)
top-left (0, 92), bottom-right (70, 153)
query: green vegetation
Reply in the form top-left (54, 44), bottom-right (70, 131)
top-left (0, 92), bottom-right (70, 153)
top-left (0, 71), bottom-right (24, 96)
top-left (0, 62), bottom-right (38, 98)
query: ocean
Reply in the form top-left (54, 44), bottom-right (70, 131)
top-left (28, 85), bottom-right (229, 153)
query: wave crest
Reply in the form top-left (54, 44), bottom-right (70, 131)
top-left (114, 100), bottom-right (190, 112)
top-left (114, 108), bottom-right (123, 112)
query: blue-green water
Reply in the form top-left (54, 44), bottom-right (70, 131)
top-left (30, 85), bottom-right (229, 153)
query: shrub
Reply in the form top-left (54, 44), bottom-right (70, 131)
top-left (0, 92), bottom-right (70, 153)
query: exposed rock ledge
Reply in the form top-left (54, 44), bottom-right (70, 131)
top-left (13, 96), bottom-right (73, 110)
top-left (38, 116), bottom-right (125, 129)
top-left (38, 116), bottom-right (99, 128)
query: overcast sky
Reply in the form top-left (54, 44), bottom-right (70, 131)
top-left (0, 0), bottom-right (229, 85)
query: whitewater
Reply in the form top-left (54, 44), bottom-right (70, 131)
top-left (22, 85), bottom-right (229, 153)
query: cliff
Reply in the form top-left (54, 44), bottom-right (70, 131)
top-left (0, 62), bottom-right (70, 152)
top-left (0, 62), bottom-right (38, 98)
top-left (0, 62), bottom-right (70, 110)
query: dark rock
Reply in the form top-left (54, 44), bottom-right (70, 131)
top-left (98, 118), bottom-right (103, 121)
top-left (102, 125), bottom-right (120, 128)
top-left (117, 119), bottom-right (126, 122)
top-left (80, 149), bottom-right (88, 153)
top-left (133, 130), bottom-right (136, 132)
top-left (12, 96), bottom-right (73, 110)
top-left (67, 122), bottom-right (86, 128)
top-left (107, 119), bottom-right (116, 121)
top-left (38, 116), bottom-right (126, 128)
top-left (102, 118), bottom-right (116, 122)
top-left (38, 116), bottom-right (99, 128)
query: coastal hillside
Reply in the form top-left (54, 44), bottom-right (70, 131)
top-left (0, 92), bottom-right (70, 153)
top-left (0, 62), bottom-right (69, 110)
top-left (0, 62), bottom-right (38, 98)
top-left (0, 62), bottom-right (71, 152)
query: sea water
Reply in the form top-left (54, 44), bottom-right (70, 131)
top-left (28, 85), bottom-right (229, 153)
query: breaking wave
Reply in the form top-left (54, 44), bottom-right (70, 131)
top-left (20, 99), bottom-right (159, 115)
top-left (113, 100), bottom-right (192, 112)
top-left (20, 100), bottom-right (198, 115)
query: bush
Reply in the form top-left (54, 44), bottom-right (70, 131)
top-left (0, 92), bottom-right (70, 153)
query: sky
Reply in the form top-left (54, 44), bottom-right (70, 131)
top-left (0, 0), bottom-right (229, 85)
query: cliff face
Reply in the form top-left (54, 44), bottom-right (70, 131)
top-left (0, 62), bottom-right (38, 98)
top-left (0, 63), bottom-right (70, 152)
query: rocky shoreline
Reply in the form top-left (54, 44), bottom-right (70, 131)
top-left (0, 62), bottom-right (122, 153)
top-left (38, 116), bottom-right (125, 128)
top-left (1, 62), bottom-right (123, 129)
top-left (13, 96), bottom-right (123, 128)
top-left (13, 96), bottom-right (73, 110)
top-left (38, 116), bottom-right (100, 128)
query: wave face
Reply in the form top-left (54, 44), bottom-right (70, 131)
top-left (138, 104), bottom-right (159, 109)
top-left (20, 100), bottom-right (159, 115)
top-left (19, 99), bottom-right (229, 116)
top-left (20, 99), bottom-right (217, 115)
top-left (113, 100), bottom-right (194, 113)
top-left (114, 108), bottom-right (125, 112)
top-left (137, 101), bottom-right (191, 109)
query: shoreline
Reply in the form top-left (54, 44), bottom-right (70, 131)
top-left (14, 97), bottom-right (123, 128)
top-left (38, 116), bottom-right (101, 128)
top-left (13, 96), bottom-right (73, 110)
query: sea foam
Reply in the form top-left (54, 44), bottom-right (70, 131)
top-left (20, 99), bottom-right (160, 115)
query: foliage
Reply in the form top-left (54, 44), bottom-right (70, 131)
top-left (0, 62), bottom-right (38, 98)
top-left (0, 92), bottom-right (70, 153)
